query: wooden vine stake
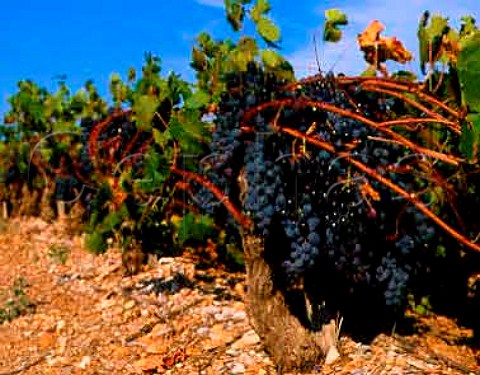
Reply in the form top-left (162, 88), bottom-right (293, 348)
top-left (57, 200), bottom-right (66, 225)
top-left (2, 201), bottom-right (7, 220)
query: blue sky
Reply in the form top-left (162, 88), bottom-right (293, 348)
top-left (1, 0), bottom-right (479, 119)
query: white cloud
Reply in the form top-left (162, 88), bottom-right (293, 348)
top-left (195, 0), bottom-right (225, 8)
top-left (287, 0), bottom-right (479, 78)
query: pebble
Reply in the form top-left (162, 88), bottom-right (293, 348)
top-left (77, 355), bottom-right (91, 369)
top-left (196, 327), bottom-right (210, 336)
top-left (226, 348), bottom-right (239, 356)
top-left (232, 330), bottom-right (260, 349)
top-left (123, 300), bottom-right (136, 310)
top-left (229, 362), bottom-right (246, 374)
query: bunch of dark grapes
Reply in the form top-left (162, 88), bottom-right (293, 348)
top-left (197, 62), bottom-right (443, 310)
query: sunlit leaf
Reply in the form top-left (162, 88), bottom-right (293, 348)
top-left (256, 16), bottom-right (280, 43)
top-left (250, 0), bottom-right (271, 22)
top-left (325, 9), bottom-right (347, 25)
top-left (229, 49), bottom-right (249, 71)
top-left (459, 114), bottom-right (480, 162)
top-left (238, 36), bottom-right (259, 58)
top-left (184, 89), bottom-right (210, 110)
top-left (134, 95), bottom-right (159, 131)
top-left (225, 0), bottom-right (245, 31)
top-left (128, 67), bottom-right (136, 83)
top-left (361, 66), bottom-right (377, 77)
top-left (323, 9), bottom-right (348, 43)
top-left (191, 47), bottom-right (208, 72)
top-left (261, 49), bottom-right (283, 67)
top-left (457, 31), bottom-right (480, 112)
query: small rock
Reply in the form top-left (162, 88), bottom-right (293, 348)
top-left (325, 345), bottom-right (340, 365)
top-left (150, 324), bottom-right (173, 337)
top-left (123, 299), bottom-right (136, 310)
top-left (57, 336), bottom-right (68, 355)
top-left (133, 356), bottom-right (162, 372)
top-left (232, 330), bottom-right (260, 349)
top-left (46, 355), bottom-right (59, 366)
top-left (56, 320), bottom-right (66, 332)
top-left (38, 332), bottom-right (56, 350)
top-left (238, 352), bottom-right (255, 366)
top-left (141, 309), bottom-right (150, 317)
top-left (196, 327), bottom-right (210, 336)
top-left (146, 341), bottom-right (165, 354)
top-left (77, 356), bottom-right (91, 369)
top-left (234, 283), bottom-right (245, 296)
top-left (225, 348), bottom-right (239, 356)
top-left (229, 362), bottom-right (245, 374)
top-left (59, 366), bottom-right (74, 375)
top-left (231, 311), bottom-right (247, 321)
top-left (158, 257), bottom-right (175, 265)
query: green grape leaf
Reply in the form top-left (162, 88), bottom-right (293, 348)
top-left (184, 89), bottom-right (210, 110)
top-left (229, 49), bottom-right (249, 71)
top-left (261, 49), bottom-right (283, 67)
top-left (178, 111), bottom-right (206, 141)
top-left (128, 67), bottom-right (136, 83)
top-left (417, 12), bottom-right (451, 73)
top-left (361, 66), bottom-right (377, 77)
top-left (191, 47), bottom-right (208, 72)
top-left (323, 9), bottom-right (348, 43)
top-left (197, 32), bottom-right (217, 57)
top-left (439, 27), bottom-right (459, 64)
top-left (425, 14), bottom-right (449, 40)
top-left (110, 73), bottom-right (121, 84)
top-left (459, 113), bottom-right (480, 162)
top-left (250, 0), bottom-right (271, 22)
top-left (171, 112), bottom-right (207, 155)
top-left (168, 121), bottom-right (186, 140)
top-left (134, 95), bottom-right (159, 131)
top-left (323, 23), bottom-right (341, 43)
top-left (325, 9), bottom-right (347, 25)
top-left (238, 36), bottom-right (259, 58)
top-left (415, 305), bottom-right (426, 315)
top-left (175, 212), bottom-right (215, 246)
top-left (152, 128), bottom-right (169, 148)
top-left (225, 0), bottom-right (245, 31)
top-left (39, 148), bottom-right (53, 162)
top-left (460, 15), bottom-right (477, 37)
top-left (256, 16), bottom-right (280, 43)
top-left (457, 31), bottom-right (480, 112)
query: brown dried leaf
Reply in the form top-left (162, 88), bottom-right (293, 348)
top-left (358, 20), bottom-right (413, 66)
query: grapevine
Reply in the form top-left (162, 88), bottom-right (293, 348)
top-left (193, 62), bottom-right (479, 313)
top-left (1, 3), bottom-right (480, 371)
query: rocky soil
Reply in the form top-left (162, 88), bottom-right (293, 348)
top-left (0, 217), bottom-right (479, 374)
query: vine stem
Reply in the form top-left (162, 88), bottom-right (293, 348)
top-left (284, 75), bottom-right (462, 120)
top-left (360, 85), bottom-right (450, 122)
top-left (121, 130), bottom-right (142, 160)
top-left (243, 98), bottom-right (462, 166)
top-left (379, 118), bottom-right (461, 134)
top-left (169, 166), bottom-right (253, 229)
top-left (280, 126), bottom-right (480, 253)
top-left (355, 78), bottom-right (462, 119)
top-left (88, 109), bottom-right (131, 167)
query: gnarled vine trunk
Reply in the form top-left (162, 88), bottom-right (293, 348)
top-left (241, 231), bottom-right (340, 373)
